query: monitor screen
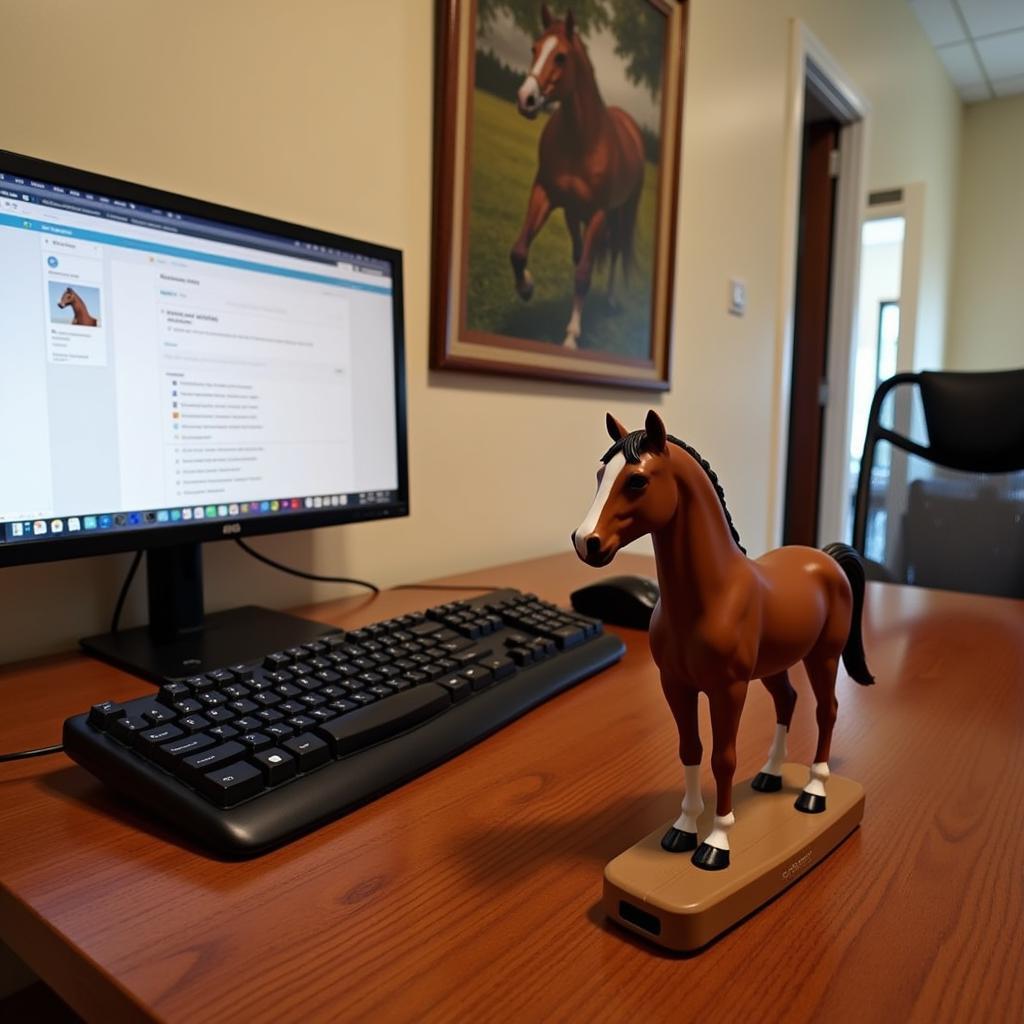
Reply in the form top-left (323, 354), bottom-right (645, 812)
top-left (0, 152), bottom-right (408, 567)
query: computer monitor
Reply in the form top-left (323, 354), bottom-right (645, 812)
top-left (0, 150), bottom-right (408, 681)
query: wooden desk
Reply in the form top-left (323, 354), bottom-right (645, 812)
top-left (1, 553), bottom-right (1022, 1023)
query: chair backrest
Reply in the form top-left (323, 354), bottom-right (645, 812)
top-left (852, 368), bottom-right (1024, 599)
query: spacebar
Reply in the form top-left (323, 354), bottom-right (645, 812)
top-left (313, 684), bottom-right (451, 757)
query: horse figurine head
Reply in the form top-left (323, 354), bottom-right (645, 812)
top-left (571, 411), bottom-right (873, 872)
top-left (572, 410), bottom-right (683, 566)
top-left (516, 5), bottom-right (579, 120)
top-left (57, 287), bottom-right (77, 309)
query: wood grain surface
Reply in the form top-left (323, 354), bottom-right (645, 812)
top-left (1, 553), bottom-right (1022, 1023)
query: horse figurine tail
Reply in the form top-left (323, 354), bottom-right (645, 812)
top-left (823, 542), bottom-right (875, 686)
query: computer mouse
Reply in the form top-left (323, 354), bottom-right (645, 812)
top-left (570, 574), bottom-right (660, 630)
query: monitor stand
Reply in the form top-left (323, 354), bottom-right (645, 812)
top-left (80, 543), bottom-right (337, 684)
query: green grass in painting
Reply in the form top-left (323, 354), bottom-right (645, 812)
top-left (465, 90), bottom-right (658, 359)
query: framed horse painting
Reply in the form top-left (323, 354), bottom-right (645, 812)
top-left (431, 0), bottom-right (687, 390)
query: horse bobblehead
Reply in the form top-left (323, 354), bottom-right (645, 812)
top-left (572, 411), bottom-right (872, 947)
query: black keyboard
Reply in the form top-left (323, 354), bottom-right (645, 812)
top-left (63, 589), bottom-right (624, 856)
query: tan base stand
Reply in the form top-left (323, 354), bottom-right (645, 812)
top-left (603, 763), bottom-right (864, 952)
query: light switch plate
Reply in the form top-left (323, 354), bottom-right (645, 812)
top-left (728, 279), bottom-right (746, 317)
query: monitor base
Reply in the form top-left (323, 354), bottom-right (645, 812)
top-left (80, 605), bottom-right (337, 684)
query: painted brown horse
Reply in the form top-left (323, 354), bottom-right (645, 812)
top-left (572, 411), bottom-right (873, 871)
top-left (58, 287), bottom-right (98, 326)
top-left (511, 5), bottom-right (645, 348)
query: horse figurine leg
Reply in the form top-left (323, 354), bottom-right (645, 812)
top-left (796, 652), bottom-right (840, 813)
top-left (661, 686), bottom-right (702, 853)
top-left (752, 671), bottom-right (798, 792)
top-left (691, 681), bottom-right (748, 871)
top-left (510, 181), bottom-right (552, 302)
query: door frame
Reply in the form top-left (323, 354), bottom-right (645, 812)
top-left (769, 20), bottom-right (870, 548)
top-left (853, 184), bottom-right (926, 555)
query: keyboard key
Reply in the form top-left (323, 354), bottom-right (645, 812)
top-left (134, 724), bottom-right (183, 752)
top-left (142, 705), bottom-right (175, 725)
top-left (544, 625), bottom-right (586, 650)
top-left (438, 675), bottom-right (472, 701)
top-left (153, 732), bottom-right (215, 769)
top-left (158, 682), bottom-right (191, 706)
top-left (207, 724), bottom-right (239, 742)
top-left (313, 684), bottom-right (450, 757)
top-left (88, 701), bottom-right (125, 730)
top-left (508, 646), bottom-right (534, 666)
top-left (197, 690), bottom-right (227, 708)
top-left (205, 707), bottom-right (236, 724)
top-left (179, 714), bottom-right (211, 734)
top-left (206, 669), bottom-right (235, 685)
top-left (172, 698), bottom-right (204, 716)
top-left (348, 691), bottom-right (377, 706)
top-left (252, 691), bottom-right (281, 707)
top-left (237, 732), bottom-right (273, 752)
top-left (286, 714), bottom-right (317, 730)
top-left (461, 665), bottom-right (493, 691)
top-left (233, 715), bottom-right (263, 733)
top-left (227, 699), bottom-right (258, 716)
top-left (181, 740), bottom-right (247, 782)
top-left (256, 708), bottom-right (285, 725)
top-left (263, 652), bottom-right (291, 669)
top-left (109, 715), bottom-right (150, 743)
top-left (283, 733), bottom-right (331, 771)
top-left (327, 698), bottom-right (358, 714)
top-left (222, 682), bottom-right (252, 700)
top-left (228, 664), bottom-right (254, 681)
top-left (479, 656), bottom-right (515, 681)
top-left (265, 722), bottom-right (296, 741)
top-left (251, 747), bottom-right (297, 786)
top-left (198, 761), bottom-right (264, 807)
top-left (453, 647), bottom-right (491, 665)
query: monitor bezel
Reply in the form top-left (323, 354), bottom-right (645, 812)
top-left (0, 149), bottom-right (409, 569)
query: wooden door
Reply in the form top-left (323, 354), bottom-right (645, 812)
top-left (783, 119), bottom-right (840, 546)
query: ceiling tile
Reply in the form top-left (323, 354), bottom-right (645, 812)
top-left (909, 0), bottom-right (968, 46)
top-left (975, 28), bottom-right (1024, 79)
top-left (959, 79), bottom-right (996, 100)
top-left (991, 71), bottom-right (1024, 96)
top-left (957, 0), bottom-right (1024, 38)
top-left (936, 41), bottom-right (989, 85)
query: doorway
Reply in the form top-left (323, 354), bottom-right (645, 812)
top-left (773, 24), bottom-right (868, 551)
top-left (781, 92), bottom-right (842, 546)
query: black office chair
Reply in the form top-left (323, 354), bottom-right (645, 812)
top-left (851, 368), bottom-right (1024, 598)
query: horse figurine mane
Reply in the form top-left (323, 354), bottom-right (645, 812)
top-left (600, 430), bottom-right (746, 554)
top-left (573, 410), bottom-right (873, 872)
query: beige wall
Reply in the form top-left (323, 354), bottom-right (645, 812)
top-left (0, 0), bottom-right (960, 663)
top-left (946, 93), bottom-right (1024, 371)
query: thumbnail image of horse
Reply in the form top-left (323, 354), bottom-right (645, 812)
top-left (510, 5), bottom-right (645, 349)
top-left (58, 286), bottom-right (99, 327)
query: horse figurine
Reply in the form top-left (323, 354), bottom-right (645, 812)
top-left (58, 287), bottom-right (98, 326)
top-left (572, 410), bottom-right (874, 871)
top-left (511, 4), bottom-right (645, 349)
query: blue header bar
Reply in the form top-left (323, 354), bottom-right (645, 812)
top-left (0, 212), bottom-right (392, 295)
